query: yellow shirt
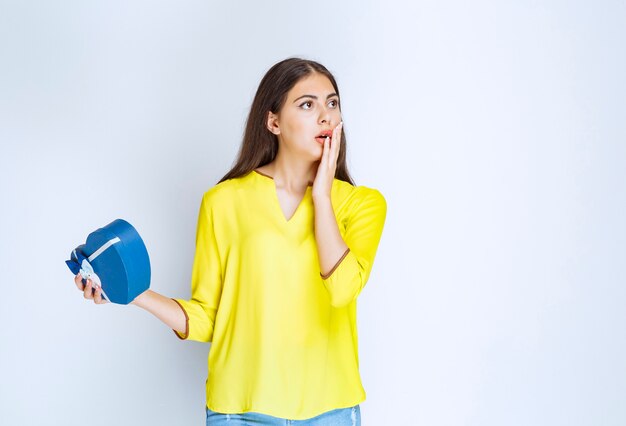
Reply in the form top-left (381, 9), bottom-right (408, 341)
top-left (172, 170), bottom-right (387, 420)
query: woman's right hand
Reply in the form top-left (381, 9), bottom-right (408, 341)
top-left (74, 273), bottom-right (108, 304)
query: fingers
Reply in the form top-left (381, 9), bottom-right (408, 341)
top-left (83, 279), bottom-right (94, 299)
top-left (322, 136), bottom-right (330, 164)
top-left (74, 273), bottom-right (85, 291)
top-left (76, 274), bottom-right (108, 304)
top-left (333, 121), bottom-right (343, 142)
top-left (329, 121), bottom-right (343, 168)
top-left (93, 285), bottom-right (108, 304)
top-left (93, 285), bottom-right (102, 303)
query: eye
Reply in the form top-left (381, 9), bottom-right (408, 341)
top-left (299, 101), bottom-right (313, 110)
top-left (328, 99), bottom-right (339, 108)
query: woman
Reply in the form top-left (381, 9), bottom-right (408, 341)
top-left (75, 57), bottom-right (387, 425)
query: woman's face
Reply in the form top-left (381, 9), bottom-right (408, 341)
top-left (268, 73), bottom-right (342, 160)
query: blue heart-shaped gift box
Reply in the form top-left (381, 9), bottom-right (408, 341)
top-left (66, 219), bottom-right (150, 305)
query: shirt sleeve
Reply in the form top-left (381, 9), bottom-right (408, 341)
top-left (171, 191), bottom-right (223, 342)
top-left (320, 187), bottom-right (387, 308)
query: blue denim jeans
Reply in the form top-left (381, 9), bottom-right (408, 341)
top-left (206, 405), bottom-right (361, 425)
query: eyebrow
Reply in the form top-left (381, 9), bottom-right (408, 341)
top-left (292, 93), bottom-right (339, 103)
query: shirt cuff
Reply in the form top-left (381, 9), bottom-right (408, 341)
top-left (171, 298), bottom-right (189, 340)
top-left (320, 247), bottom-right (351, 280)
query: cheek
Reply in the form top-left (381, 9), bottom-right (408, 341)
top-left (284, 119), bottom-right (312, 142)
top-left (287, 121), bottom-right (305, 135)
top-left (281, 114), bottom-right (304, 135)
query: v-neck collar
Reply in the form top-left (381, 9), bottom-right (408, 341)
top-left (252, 170), bottom-right (312, 224)
top-left (252, 169), bottom-right (313, 187)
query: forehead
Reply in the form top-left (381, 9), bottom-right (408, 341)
top-left (287, 73), bottom-right (336, 99)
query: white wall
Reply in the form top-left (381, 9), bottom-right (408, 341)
top-left (1, 1), bottom-right (624, 425)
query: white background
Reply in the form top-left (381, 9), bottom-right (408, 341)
top-left (1, 1), bottom-right (625, 425)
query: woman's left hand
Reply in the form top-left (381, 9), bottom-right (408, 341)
top-left (312, 121), bottom-right (343, 200)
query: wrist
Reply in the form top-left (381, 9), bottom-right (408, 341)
top-left (312, 193), bottom-right (331, 204)
top-left (131, 289), bottom-right (150, 307)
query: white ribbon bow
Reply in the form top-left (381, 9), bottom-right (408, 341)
top-left (79, 236), bottom-right (121, 301)
top-left (79, 258), bottom-right (102, 287)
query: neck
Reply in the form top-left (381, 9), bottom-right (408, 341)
top-left (266, 151), bottom-right (318, 192)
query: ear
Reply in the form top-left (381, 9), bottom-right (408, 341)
top-left (266, 111), bottom-right (281, 135)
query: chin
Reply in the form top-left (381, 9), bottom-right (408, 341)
top-left (298, 143), bottom-right (323, 160)
top-left (312, 146), bottom-right (324, 160)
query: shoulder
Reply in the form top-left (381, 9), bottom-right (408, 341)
top-left (331, 179), bottom-right (386, 217)
top-left (199, 173), bottom-right (252, 208)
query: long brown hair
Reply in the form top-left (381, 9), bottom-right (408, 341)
top-left (218, 57), bottom-right (355, 186)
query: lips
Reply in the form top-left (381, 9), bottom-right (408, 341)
top-left (315, 130), bottom-right (333, 144)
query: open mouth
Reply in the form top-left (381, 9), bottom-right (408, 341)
top-left (315, 130), bottom-right (333, 144)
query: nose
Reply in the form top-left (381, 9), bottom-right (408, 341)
top-left (318, 107), bottom-right (331, 125)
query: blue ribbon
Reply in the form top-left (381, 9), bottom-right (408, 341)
top-left (66, 247), bottom-right (87, 278)
top-left (66, 247), bottom-right (103, 291)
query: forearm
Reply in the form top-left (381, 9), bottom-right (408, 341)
top-left (131, 289), bottom-right (186, 334)
top-left (313, 195), bottom-right (349, 277)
